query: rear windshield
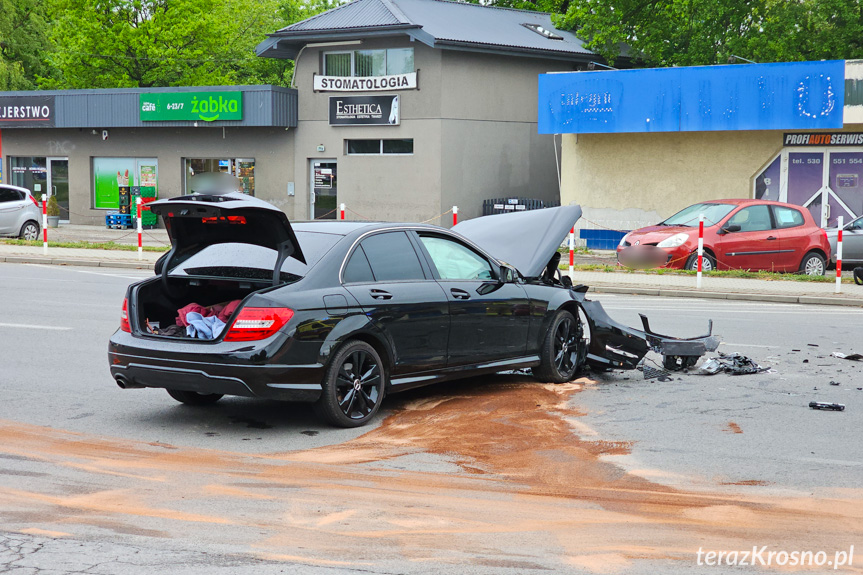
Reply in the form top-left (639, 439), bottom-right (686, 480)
top-left (169, 231), bottom-right (341, 280)
top-left (661, 203), bottom-right (735, 227)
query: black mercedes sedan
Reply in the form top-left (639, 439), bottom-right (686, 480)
top-left (109, 193), bottom-right (717, 427)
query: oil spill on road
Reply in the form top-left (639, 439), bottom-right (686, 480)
top-left (0, 374), bottom-right (860, 572)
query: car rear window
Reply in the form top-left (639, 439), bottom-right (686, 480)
top-left (169, 231), bottom-right (340, 280)
top-left (0, 188), bottom-right (23, 203)
top-left (662, 203), bottom-right (735, 226)
top-left (773, 206), bottom-right (805, 229)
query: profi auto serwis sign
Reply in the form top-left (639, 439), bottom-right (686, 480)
top-left (139, 91), bottom-right (243, 122)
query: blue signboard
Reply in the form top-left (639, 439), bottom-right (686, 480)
top-left (538, 60), bottom-right (845, 134)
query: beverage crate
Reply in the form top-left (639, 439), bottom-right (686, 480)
top-left (140, 186), bottom-right (157, 198)
top-left (105, 212), bottom-right (132, 229)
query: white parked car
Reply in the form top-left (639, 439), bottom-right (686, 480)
top-left (0, 184), bottom-right (41, 240)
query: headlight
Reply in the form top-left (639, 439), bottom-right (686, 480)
top-left (618, 234), bottom-right (629, 247)
top-left (657, 232), bottom-right (689, 248)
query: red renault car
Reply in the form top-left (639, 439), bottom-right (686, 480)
top-left (617, 199), bottom-right (831, 275)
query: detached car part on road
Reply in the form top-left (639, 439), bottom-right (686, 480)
top-left (108, 194), bottom-right (718, 427)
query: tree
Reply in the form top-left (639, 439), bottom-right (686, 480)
top-left (0, 0), bottom-right (56, 90)
top-left (43, 0), bottom-right (285, 88)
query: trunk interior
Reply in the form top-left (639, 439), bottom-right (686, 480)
top-left (133, 275), bottom-right (271, 339)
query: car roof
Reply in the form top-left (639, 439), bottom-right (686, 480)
top-left (701, 198), bottom-right (797, 208)
top-left (292, 220), bottom-right (448, 236)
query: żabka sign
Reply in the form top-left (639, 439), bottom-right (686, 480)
top-left (140, 91), bottom-right (243, 122)
top-left (0, 96), bottom-right (55, 128)
top-left (314, 73), bottom-right (417, 92)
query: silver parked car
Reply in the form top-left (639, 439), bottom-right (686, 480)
top-left (827, 215), bottom-right (863, 266)
top-left (0, 185), bottom-right (41, 240)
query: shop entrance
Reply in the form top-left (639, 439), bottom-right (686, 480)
top-left (310, 159), bottom-right (337, 219)
top-left (48, 158), bottom-right (69, 220)
top-left (755, 149), bottom-right (862, 227)
top-left (9, 156), bottom-right (68, 219)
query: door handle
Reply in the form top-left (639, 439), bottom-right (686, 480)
top-left (766, 236), bottom-right (778, 240)
top-left (369, 289), bottom-right (392, 300)
top-left (450, 288), bottom-right (471, 300)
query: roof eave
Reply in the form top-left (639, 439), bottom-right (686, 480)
top-left (432, 39), bottom-right (595, 62)
top-left (257, 25), bottom-right (423, 59)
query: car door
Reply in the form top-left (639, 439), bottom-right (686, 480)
top-left (714, 205), bottom-right (781, 270)
top-left (342, 230), bottom-right (450, 376)
top-left (770, 205), bottom-right (809, 271)
top-left (843, 216), bottom-right (863, 263)
top-left (0, 187), bottom-right (25, 235)
top-left (414, 231), bottom-right (531, 366)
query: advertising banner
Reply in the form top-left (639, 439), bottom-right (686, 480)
top-left (329, 95), bottom-right (399, 126)
top-left (315, 73), bottom-right (417, 92)
top-left (0, 96), bottom-right (55, 128)
top-left (140, 92), bottom-right (242, 122)
top-left (785, 133), bottom-right (863, 146)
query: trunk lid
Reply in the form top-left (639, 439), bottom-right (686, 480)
top-left (149, 193), bottom-right (305, 280)
top-left (452, 205), bottom-right (582, 278)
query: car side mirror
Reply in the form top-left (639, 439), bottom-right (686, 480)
top-left (477, 265), bottom-right (516, 295)
top-left (499, 265), bottom-right (517, 283)
top-left (720, 224), bottom-right (741, 234)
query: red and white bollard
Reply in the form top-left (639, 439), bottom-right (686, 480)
top-left (41, 194), bottom-right (48, 255)
top-left (569, 227), bottom-right (575, 274)
top-left (452, 206), bottom-right (458, 226)
top-left (136, 197), bottom-right (143, 261)
top-left (836, 215), bottom-right (844, 294)
top-left (339, 203), bottom-right (345, 220)
top-left (696, 214), bottom-right (704, 289)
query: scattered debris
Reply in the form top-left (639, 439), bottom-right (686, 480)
top-left (700, 352), bottom-right (769, 375)
top-left (830, 381), bottom-right (841, 386)
top-left (803, 359), bottom-right (809, 363)
top-left (854, 266), bottom-right (863, 285)
top-left (638, 360), bottom-right (671, 381)
top-left (792, 349), bottom-right (801, 352)
top-left (809, 402), bottom-right (845, 411)
top-left (808, 343), bottom-right (819, 347)
top-left (832, 352), bottom-right (863, 361)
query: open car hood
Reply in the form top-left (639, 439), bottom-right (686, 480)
top-left (452, 205), bottom-right (582, 278)
top-left (149, 193), bottom-right (305, 277)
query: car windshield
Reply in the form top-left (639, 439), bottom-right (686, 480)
top-left (661, 203), bottom-right (736, 227)
top-left (169, 231), bottom-right (341, 280)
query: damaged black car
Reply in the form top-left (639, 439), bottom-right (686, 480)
top-left (108, 193), bottom-right (718, 427)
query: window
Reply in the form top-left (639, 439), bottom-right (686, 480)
top-left (358, 231), bottom-right (425, 281)
top-left (419, 235), bottom-right (494, 280)
top-left (343, 247), bottom-right (375, 283)
top-left (662, 203), bottom-right (735, 227)
top-left (772, 206), bottom-right (804, 229)
top-left (324, 48), bottom-right (414, 77)
top-left (93, 158), bottom-right (158, 210)
top-left (727, 205), bottom-right (773, 232)
top-left (346, 139), bottom-right (413, 155)
top-left (10, 156), bottom-right (46, 192)
top-left (184, 158), bottom-right (255, 195)
top-left (0, 187), bottom-right (23, 203)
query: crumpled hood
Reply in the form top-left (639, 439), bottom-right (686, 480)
top-left (452, 205), bottom-right (582, 278)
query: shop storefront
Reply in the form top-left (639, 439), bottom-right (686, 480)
top-left (539, 59), bottom-right (863, 234)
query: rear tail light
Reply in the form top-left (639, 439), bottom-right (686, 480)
top-left (223, 307), bottom-right (294, 341)
top-left (120, 298), bottom-right (131, 332)
top-left (29, 194), bottom-right (40, 207)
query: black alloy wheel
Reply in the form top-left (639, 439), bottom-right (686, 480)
top-left (317, 340), bottom-right (385, 428)
top-left (166, 389), bottom-right (223, 406)
top-left (534, 310), bottom-right (582, 383)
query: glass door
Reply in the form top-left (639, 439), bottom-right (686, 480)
top-left (310, 160), bottom-right (337, 219)
top-left (47, 158), bottom-right (69, 221)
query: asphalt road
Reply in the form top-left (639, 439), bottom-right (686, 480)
top-left (1, 262), bottom-right (862, 574)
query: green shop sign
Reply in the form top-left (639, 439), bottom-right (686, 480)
top-left (140, 91), bottom-right (243, 122)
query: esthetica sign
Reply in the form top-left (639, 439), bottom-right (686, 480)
top-left (140, 91), bottom-right (243, 122)
top-left (315, 73), bottom-right (417, 92)
top-left (329, 95), bottom-right (400, 126)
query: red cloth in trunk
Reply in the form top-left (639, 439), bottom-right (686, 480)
top-left (176, 300), bottom-right (242, 327)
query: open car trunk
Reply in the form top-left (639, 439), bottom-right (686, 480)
top-left (131, 192), bottom-right (307, 340)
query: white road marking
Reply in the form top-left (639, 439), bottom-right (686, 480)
top-left (24, 264), bottom-right (147, 280)
top-left (0, 323), bottom-right (72, 331)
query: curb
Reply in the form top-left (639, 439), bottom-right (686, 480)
top-left (0, 255), bottom-right (155, 270)
top-left (587, 285), bottom-right (863, 308)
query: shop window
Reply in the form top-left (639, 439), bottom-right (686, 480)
top-left (346, 139), bottom-right (413, 155)
top-left (184, 158), bottom-right (254, 195)
top-left (9, 157), bottom-right (47, 192)
top-left (93, 158), bottom-right (158, 210)
top-left (324, 48), bottom-right (414, 77)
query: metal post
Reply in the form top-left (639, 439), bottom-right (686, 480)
top-left (41, 194), bottom-right (47, 255)
top-left (569, 227), bottom-right (574, 274)
top-left (452, 206), bottom-right (458, 226)
top-left (836, 215), bottom-right (844, 294)
top-left (340, 203), bottom-right (345, 220)
top-left (137, 197), bottom-right (143, 261)
top-left (696, 214), bottom-right (704, 289)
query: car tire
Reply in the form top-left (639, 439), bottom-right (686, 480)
top-left (19, 221), bottom-right (39, 241)
top-left (166, 389), bottom-right (223, 406)
top-left (533, 310), bottom-right (583, 383)
top-left (316, 340), bottom-right (386, 428)
top-left (684, 252), bottom-right (716, 271)
top-left (799, 252), bottom-right (826, 276)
